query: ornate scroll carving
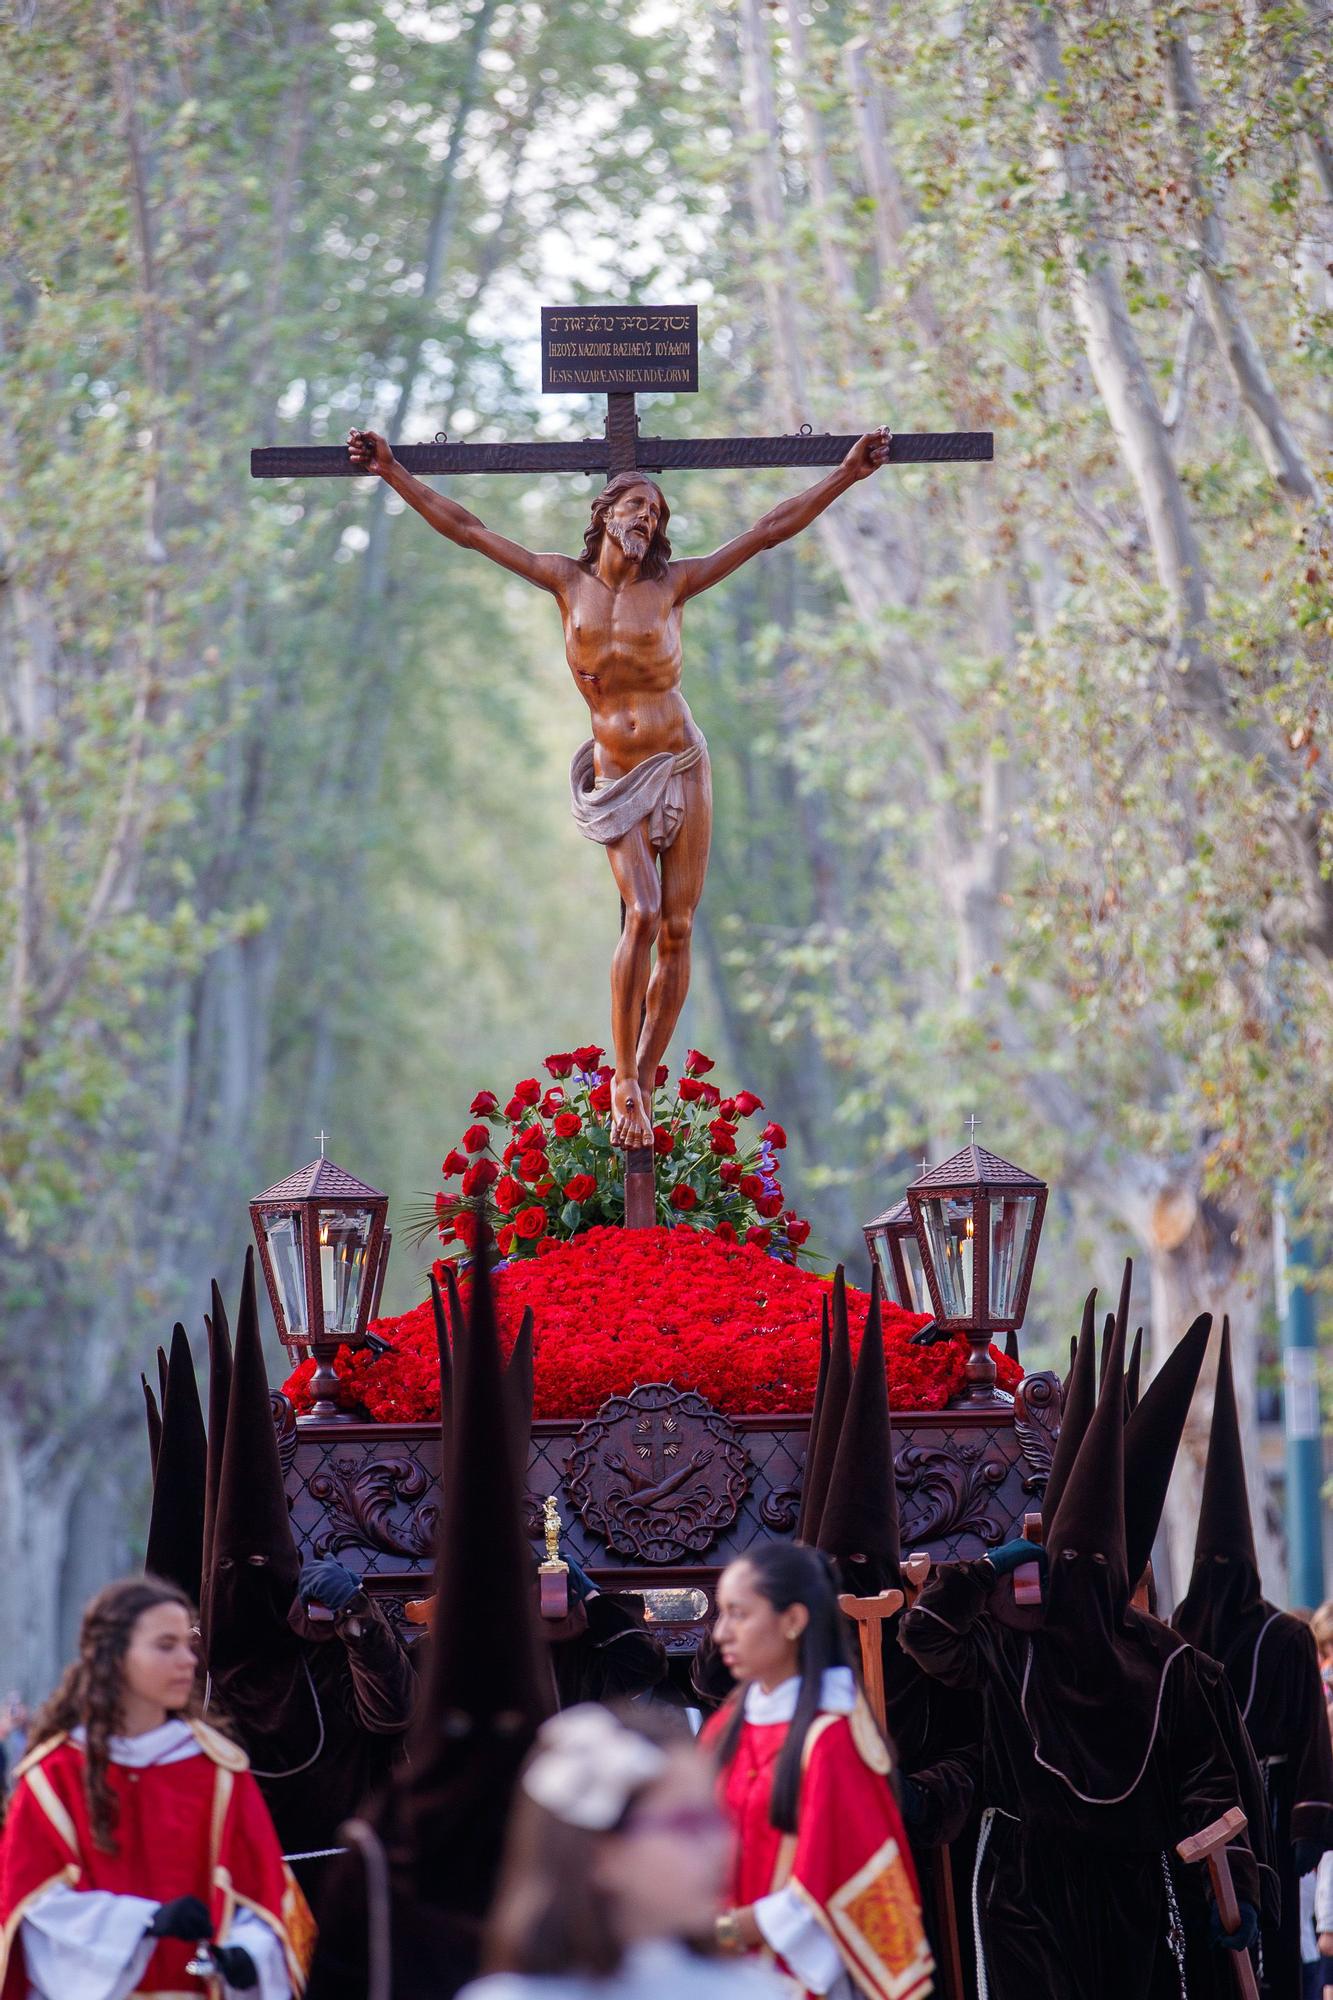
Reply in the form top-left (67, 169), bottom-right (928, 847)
top-left (565, 1384), bottom-right (749, 1564)
top-left (308, 1451), bottom-right (439, 1561)
top-left (896, 1436), bottom-right (1012, 1546)
top-left (759, 1484), bottom-right (802, 1533)
top-left (1013, 1371), bottom-right (1062, 1494)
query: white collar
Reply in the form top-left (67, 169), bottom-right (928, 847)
top-left (70, 1718), bottom-right (200, 1768)
top-left (743, 1665), bottom-right (856, 1725)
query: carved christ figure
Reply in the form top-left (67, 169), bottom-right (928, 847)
top-left (347, 424), bottom-right (892, 1148)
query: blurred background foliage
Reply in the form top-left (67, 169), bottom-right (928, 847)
top-left (1, 0), bottom-right (1330, 1682)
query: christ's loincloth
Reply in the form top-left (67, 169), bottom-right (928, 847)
top-left (569, 731), bottom-right (708, 852)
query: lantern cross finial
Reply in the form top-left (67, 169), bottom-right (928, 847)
top-left (317, 1129), bottom-right (327, 1157)
top-left (965, 1115), bottom-right (981, 1142)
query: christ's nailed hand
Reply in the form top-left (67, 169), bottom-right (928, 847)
top-left (347, 426), bottom-right (394, 476)
top-left (841, 427), bottom-right (893, 480)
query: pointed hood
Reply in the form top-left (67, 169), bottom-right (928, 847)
top-left (1042, 1289), bottom-right (1098, 1533)
top-left (145, 1323), bottom-right (207, 1604)
top-left (794, 1296), bottom-right (830, 1543)
top-left (1173, 1318), bottom-right (1266, 1664)
top-left (1125, 1328), bottom-right (1144, 1413)
top-left (400, 1228), bottom-right (550, 1919)
top-left (504, 1306), bottom-right (535, 1487)
top-left (142, 1375), bottom-right (162, 1483)
top-left (203, 1248), bottom-right (300, 1672)
top-left (429, 1270), bottom-right (455, 1480)
top-left (201, 1277), bottom-right (233, 1598)
top-left (1122, 1313), bottom-right (1212, 1586)
top-left (816, 1270), bottom-right (901, 1595)
top-left (800, 1269), bottom-right (853, 1545)
top-left (1098, 1258), bottom-right (1132, 1391)
top-left (1046, 1305), bottom-right (1128, 1590)
top-left (156, 1345), bottom-right (170, 1408)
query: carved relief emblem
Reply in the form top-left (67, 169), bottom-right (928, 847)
top-left (565, 1384), bottom-right (749, 1564)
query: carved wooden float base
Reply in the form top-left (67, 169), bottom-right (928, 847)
top-left (277, 1373), bottom-right (1061, 1653)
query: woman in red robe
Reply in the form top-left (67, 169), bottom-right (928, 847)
top-left (0, 1575), bottom-right (315, 1999)
top-left (704, 1544), bottom-right (933, 2000)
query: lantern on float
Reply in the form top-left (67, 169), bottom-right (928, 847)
top-left (862, 1197), bottom-right (934, 1326)
top-left (249, 1149), bottom-right (389, 1423)
top-left (905, 1139), bottom-right (1046, 1403)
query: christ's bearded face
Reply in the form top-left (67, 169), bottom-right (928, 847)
top-left (604, 484), bottom-right (662, 565)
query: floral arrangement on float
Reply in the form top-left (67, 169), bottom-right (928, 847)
top-left (280, 1045), bottom-right (1024, 1424)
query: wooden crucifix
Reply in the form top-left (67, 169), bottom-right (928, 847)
top-left (252, 306), bottom-right (991, 1221)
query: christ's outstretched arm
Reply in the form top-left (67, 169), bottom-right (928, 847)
top-left (347, 428), bottom-right (576, 595)
top-left (670, 427), bottom-right (891, 604)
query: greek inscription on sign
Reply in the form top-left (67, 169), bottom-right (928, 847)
top-left (541, 304), bottom-right (699, 395)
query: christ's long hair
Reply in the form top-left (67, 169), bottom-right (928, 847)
top-left (711, 1542), bottom-right (855, 1833)
top-left (579, 473), bottom-right (672, 581)
top-left (25, 1575), bottom-right (217, 1853)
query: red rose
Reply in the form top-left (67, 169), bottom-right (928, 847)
top-left (761, 1122), bottom-right (788, 1148)
top-left (709, 1120), bottom-right (737, 1157)
top-left (655, 1065), bottom-right (669, 1088)
top-left (739, 1173), bottom-right (764, 1200)
top-left (786, 1218), bottom-right (811, 1246)
top-left (454, 1211), bottom-right (478, 1247)
top-left (718, 1160), bottom-right (742, 1186)
top-left (554, 1111), bottom-right (583, 1139)
top-left (502, 1139), bottom-right (520, 1166)
top-left (756, 1192), bottom-right (784, 1219)
top-left (517, 1123), bottom-right (546, 1152)
top-left (518, 1151), bottom-right (546, 1182)
top-left (564, 1173), bottom-right (598, 1203)
top-left (513, 1078), bottom-right (541, 1106)
top-left (533, 1177), bottom-right (555, 1196)
top-left (715, 1220), bottom-right (738, 1244)
top-left (670, 1185), bottom-right (699, 1212)
top-left (653, 1125), bottom-right (675, 1155)
top-left (698, 1081), bottom-right (722, 1108)
top-left (504, 1094), bottom-right (526, 1121)
top-left (733, 1090), bottom-right (765, 1117)
top-left (678, 1077), bottom-right (704, 1102)
top-left (595, 1064), bottom-right (615, 1083)
top-left (469, 1090), bottom-right (499, 1116)
top-left (540, 1088), bottom-right (564, 1118)
top-left (589, 1082), bottom-right (612, 1114)
top-left (462, 1159), bottom-right (499, 1197)
top-left (718, 1097), bottom-right (737, 1120)
top-left (544, 1053), bottom-right (575, 1078)
top-left (514, 1206), bottom-right (547, 1241)
top-left (442, 1149), bottom-right (468, 1177)
top-left (573, 1045), bottom-right (605, 1070)
top-left (497, 1226), bottom-right (516, 1257)
top-left (437, 1221), bottom-right (455, 1244)
top-left (462, 1124), bottom-right (490, 1154)
top-left (684, 1049), bottom-right (715, 1076)
top-left (746, 1226), bottom-right (771, 1249)
top-left (494, 1175), bottom-right (523, 1215)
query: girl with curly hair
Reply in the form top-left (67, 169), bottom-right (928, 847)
top-left (0, 1575), bottom-right (314, 1999)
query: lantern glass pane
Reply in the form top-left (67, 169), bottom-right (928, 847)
top-left (869, 1229), bottom-right (905, 1308)
top-left (263, 1211), bottom-right (308, 1337)
top-left (318, 1205), bottom-right (373, 1336)
top-left (920, 1195), bottom-right (975, 1318)
top-left (900, 1228), bottom-right (930, 1316)
top-left (988, 1193), bottom-right (1037, 1319)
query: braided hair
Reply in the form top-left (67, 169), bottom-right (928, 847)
top-left (26, 1575), bottom-right (213, 1853)
top-left (578, 473), bottom-right (672, 581)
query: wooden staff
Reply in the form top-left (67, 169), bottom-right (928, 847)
top-left (838, 1581), bottom-right (967, 2000)
top-left (1176, 1807), bottom-right (1260, 2000)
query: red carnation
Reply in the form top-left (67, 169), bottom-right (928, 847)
top-left (653, 1125), bottom-right (675, 1155)
top-left (494, 1175), bottom-right (523, 1215)
top-left (554, 1111), bottom-right (583, 1139)
top-left (573, 1045), bottom-right (605, 1070)
top-left (442, 1149), bottom-right (468, 1177)
top-left (513, 1078), bottom-right (541, 1106)
top-left (514, 1206), bottom-right (547, 1241)
top-left (746, 1226), bottom-right (771, 1249)
top-left (470, 1090), bottom-right (499, 1116)
top-left (739, 1173), bottom-right (764, 1200)
top-left (670, 1184), bottom-right (699, 1212)
top-left (545, 1053), bottom-right (575, 1078)
top-left (733, 1090), bottom-right (765, 1117)
top-left (756, 1192), bottom-right (784, 1219)
top-left (564, 1173), bottom-right (598, 1203)
top-left (518, 1151), bottom-right (546, 1182)
top-left (761, 1122), bottom-right (788, 1148)
top-left (678, 1077), bottom-right (704, 1102)
top-left (462, 1124), bottom-right (490, 1155)
top-left (462, 1158), bottom-right (499, 1197)
top-left (655, 1065), bottom-right (669, 1088)
top-left (684, 1049), bottom-right (715, 1076)
top-left (589, 1082), bottom-right (612, 1114)
top-left (786, 1217), bottom-right (811, 1246)
top-left (718, 1160), bottom-right (743, 1186)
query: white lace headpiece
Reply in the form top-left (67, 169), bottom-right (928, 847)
top-left (520, 1704), bottom-right (667, 1830)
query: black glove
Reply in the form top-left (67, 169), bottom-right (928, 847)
top-left (983, 1539), bottom-right (1047, 1582)
top-left (298, 1556), bottom-right (363, 1613)
top-left (1295, 1837), bottom-right (1325, 1876)
top-left (898, 1776), bottom-right (927, 1831)
top-left (212, 1944), bottom-right (259, 1990)
top-left (145, 1895), bottom-right (212, 1942)
top-left (1209, 1900), bottom-right (1259, 1952)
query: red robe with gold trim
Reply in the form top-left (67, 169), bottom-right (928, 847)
top-left (0, 1719), bottom-right (315, 1999)
top-left (707, 1699), bottom-right (933, 2000)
